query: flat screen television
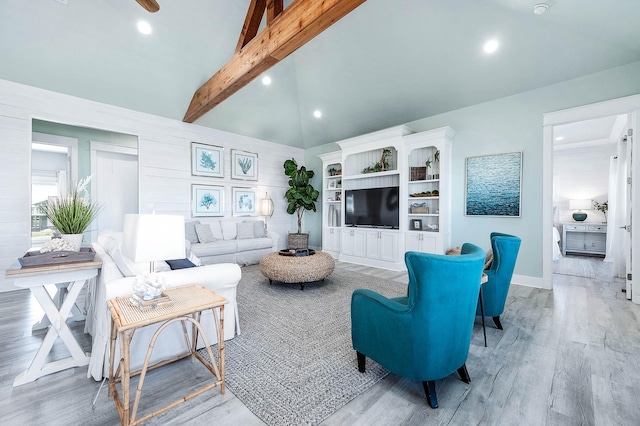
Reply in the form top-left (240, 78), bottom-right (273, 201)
top-left (345, 187), bottom-right (399, 228)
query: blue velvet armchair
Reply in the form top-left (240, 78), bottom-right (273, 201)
top-left (351, 244), bottom-right (486, 408)
top-left (476, 232), bottom-right (521, 330)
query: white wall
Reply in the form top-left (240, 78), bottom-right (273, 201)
top-left (0, 79), bottom-right (303, 292)
top-left (554, 144), bottom-right (615, 225)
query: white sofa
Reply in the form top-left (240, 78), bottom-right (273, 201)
top-left (85, 231), bottom-right (242, 381)
top-left (186, 218), bottom-right (279, 265)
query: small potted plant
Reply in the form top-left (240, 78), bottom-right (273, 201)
top-left (39, 176), bottom-right (102, 251)
top-left (593, 200), bottom-right (608, 223)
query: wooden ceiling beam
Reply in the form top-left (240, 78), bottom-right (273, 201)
top-left (184, 0), bottom-right (366, 124)
top-left (266, 0), bottom-right (284, 24)
top-left (135, 0), bottom-right (160, 13)
top-left (236, 0), bottom-right (267, 53)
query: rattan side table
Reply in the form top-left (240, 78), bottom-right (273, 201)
top-left (107, 284), bottom-right (228, 426)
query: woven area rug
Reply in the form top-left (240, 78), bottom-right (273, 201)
top-left (201, 264), bottom-right (405, 425)
top-left (553, 256), bottom-right (596, 278)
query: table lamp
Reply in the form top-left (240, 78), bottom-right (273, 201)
top-left (122, 213), bottom-right (185, 301)
top-left (260, 192), bottom-right (274, 232)
top-left (569, 199), bottom-right (590, 222)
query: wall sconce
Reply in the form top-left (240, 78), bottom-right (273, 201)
top-left (260, 192), bottom-right (274, 231)
top-left (569, 199), bottom-right (590, 222)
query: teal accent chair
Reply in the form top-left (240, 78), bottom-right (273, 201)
top-left (477, 232), bottom-right (521, 330)
top-left (351, 244), bottom-right (486, 408)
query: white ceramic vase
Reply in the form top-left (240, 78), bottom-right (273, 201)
top-left (61, 233), bottom-right (83, 252)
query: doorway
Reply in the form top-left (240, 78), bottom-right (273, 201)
top-left (31, 119), bottom-right (139, 245)
top-left (543, 94), bottom-right (640, 302)
top-left (90, 142), bottom-right (139, 242)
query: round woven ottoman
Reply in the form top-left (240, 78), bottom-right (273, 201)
top-left (260, 251), bottom-right (335, 290)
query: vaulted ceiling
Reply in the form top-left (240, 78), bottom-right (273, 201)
top-left (1, 0), bottom-right (639, 149)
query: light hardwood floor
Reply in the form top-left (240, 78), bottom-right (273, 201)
top-left (1, 257), bottom-right (639, 425)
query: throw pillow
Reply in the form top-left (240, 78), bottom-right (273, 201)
top-left (184, 220), bottom-right (201, 244)
top-left (484, 249), bottom-right (493, 270)
top-left (154, 261), bottom-right (171, 272)
top-left (221, 221), bottom-right (237, 240)
top-left (165, 258), bottom-right (196, 270)
top-left (245, 219), bottom-right (266, 238)
top-left (209, 221), bottom-right (224, 240)
top-left (188, 252), bottom-right (202, 266)
top-left (237, 222), bottom-right (254, 240)
top-left (195, 224), bottom-right (216, 243)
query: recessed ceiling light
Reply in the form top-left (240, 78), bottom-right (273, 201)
top-left (533, 3), bottom-right (549, 15)
top-left (262, 76), bottom-right (272, 86)
top-left (313, 110), bottom-right (322, 118)
top-left (483, 39), bottom-right (499, 54)
top-left (137, 21), bottom-right (152, 35)
top-left (555, 136), bottom-right (565, 141)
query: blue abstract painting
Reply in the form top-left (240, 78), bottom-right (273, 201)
top-left (465, 152), bottom-right (522, 217)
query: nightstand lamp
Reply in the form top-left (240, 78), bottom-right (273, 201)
top-left (569, 199), bottom-right (590, 222)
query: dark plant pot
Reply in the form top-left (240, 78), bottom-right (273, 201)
top-left (288, 233), bottom-right (309, 250)
top-left (572, 213), bottom-right (587, 221)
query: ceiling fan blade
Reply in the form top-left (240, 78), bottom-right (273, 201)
top-left (135, 0), bottom-right (160, 13)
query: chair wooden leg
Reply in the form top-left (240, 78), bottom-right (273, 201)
top-left (422, 380), bottom-right (438, 408)
top-left (356, 351), bottom-right (366, 373)
top-left (457, 364), bottom-right (471, 384)
top-left (493, 316), bottom-right (503, 330)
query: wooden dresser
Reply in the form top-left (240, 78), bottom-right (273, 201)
top-left (562, 222), bottom-right (607, 256)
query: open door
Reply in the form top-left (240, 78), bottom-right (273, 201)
top-left (625, 124), bottom-right (633, 299)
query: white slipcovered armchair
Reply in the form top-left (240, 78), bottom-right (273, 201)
top-left (85, 231), bottom-right (241, 380)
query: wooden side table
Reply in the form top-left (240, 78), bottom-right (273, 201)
top-left (6, 257), bottom-right (102, 386)
top-left (107, 284), bottom-right (228, 426)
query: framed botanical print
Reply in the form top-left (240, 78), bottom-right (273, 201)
top-left (191, 142), bottom-right (223, 178)
top-left (192, 184), bottom-right (224, 217)
top-left (231, 149), bottom-right (258, 181)
top-left (232, 187), bottom-right (258, 216)
top-left (465, 151), bottom-right (522, 217)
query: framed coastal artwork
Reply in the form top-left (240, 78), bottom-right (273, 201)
top-left (192, 184), bottom-right (224, 217)
top-left (232, 187), bottom-right (258, 216)
top-left (465, 151), bottom-right (522, 217)
top-left (231, 149), bottom-right (258, 181)
top-left (191, 142), bottom-right (223, 178)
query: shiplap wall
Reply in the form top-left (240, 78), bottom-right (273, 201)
top-left (0, 79), bottom-right (303, 293)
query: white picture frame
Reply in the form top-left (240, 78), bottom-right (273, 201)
top-left (232, 187), bottom-right (258, 216)
top-left (231, 149), bottom-right (258, 181)
top-left (192, 184), bottom-right (224, 217)
top-left (191, 142), bottom-right (224, 178)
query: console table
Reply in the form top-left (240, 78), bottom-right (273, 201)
top-left (6, 256), bottom-right (102, 386)
top-left (562, 223), bottom-right (607, 256)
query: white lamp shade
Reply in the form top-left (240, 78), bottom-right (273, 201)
top-left (569, 199), bottom-right (591, 210)
top-left (260, 193), bottom-right (274, 218)
top-left (122, 214), bottom-right (186, 262)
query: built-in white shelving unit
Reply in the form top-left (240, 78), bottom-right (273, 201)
top-left (319, 125), bottom-right (455, 271)
top-left (319, 152), bottom-right (343, 258)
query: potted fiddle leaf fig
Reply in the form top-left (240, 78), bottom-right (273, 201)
top-left (283, 158), bottom-right (319, 249)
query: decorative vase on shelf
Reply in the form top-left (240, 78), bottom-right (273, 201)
top-left (61, 233), bottom-right (83, 252)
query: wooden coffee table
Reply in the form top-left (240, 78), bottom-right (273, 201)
top-left (107, 284), bottom-right (228, 426)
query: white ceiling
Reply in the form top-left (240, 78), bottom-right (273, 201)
top-left (1, 0), bottom-right (639, 149)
